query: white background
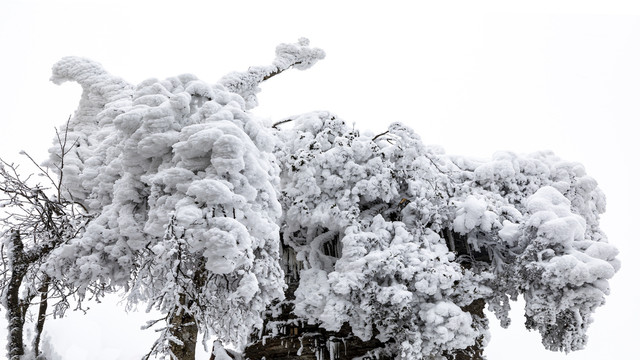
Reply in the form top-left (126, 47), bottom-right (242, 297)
top-left (0, 1), bottom-right (638, 359)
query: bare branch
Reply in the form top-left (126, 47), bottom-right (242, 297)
top-left (272, 118), bottom-right (293, 129)
top-left (372, 130), bottom-right (390, 141)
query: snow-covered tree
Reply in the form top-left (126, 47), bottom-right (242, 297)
top-left (43, 39), bottom-right (618, 360)
top-left (45, 39), bottom-right (324, 359)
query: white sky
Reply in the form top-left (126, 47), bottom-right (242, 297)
top-left (1, 0), bottom-right (639, 359)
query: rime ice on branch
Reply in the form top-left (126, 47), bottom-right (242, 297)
top-left (219, 37), bottom-right (326, 110)
top-left (44, 39), bottom-right (618, 360)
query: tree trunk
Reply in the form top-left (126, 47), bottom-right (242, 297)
top-left (5, 230), bottom-right (28, 360)
top-left (169, 293), bottom-right (198, 360)
top-left (33, 276), bottom-right (50, 358)
top-left (168, 261), bottom-right (208, 360)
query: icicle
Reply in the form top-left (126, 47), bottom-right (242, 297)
top-left (314, 338), bottom-right (322, 360)
top-left (328, 337), bottom-right (340, 360)
top-left (342, 337), bottom-right (347, 356)
top-left (297, 337), bottom-right (304, 356)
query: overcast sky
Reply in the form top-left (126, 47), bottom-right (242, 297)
top-left (1, 1), bottom-right (639, 359)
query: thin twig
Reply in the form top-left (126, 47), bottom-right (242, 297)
top-left (272, 118), bottom-right (293, 129)
top-left (372, 130), bottom-right (389, 141)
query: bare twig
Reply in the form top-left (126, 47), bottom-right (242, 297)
top-left (272, 118), bottom-right (293, 129)
top-left (372, 131), bottom-right (390, 141)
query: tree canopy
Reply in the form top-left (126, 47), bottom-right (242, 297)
top-left (2, 39), bottom-right (619, 360)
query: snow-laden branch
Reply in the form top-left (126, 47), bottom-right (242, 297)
top-left (50, 57), bottom-right (133, 127)
top-left (51, 56), bottom-right (132, 103)
top-left (219, 38), bottom-right (325, 109)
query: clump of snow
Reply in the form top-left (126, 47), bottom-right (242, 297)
top-left (514, 186), bottom-right (618, 351)
top-left (453, 196), bottom-right (498, 234)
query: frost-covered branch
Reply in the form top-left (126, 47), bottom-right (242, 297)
top-left (0, 148), bottom-right (91, 359)
top-left (219, 38), bottom-right (325, 109)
